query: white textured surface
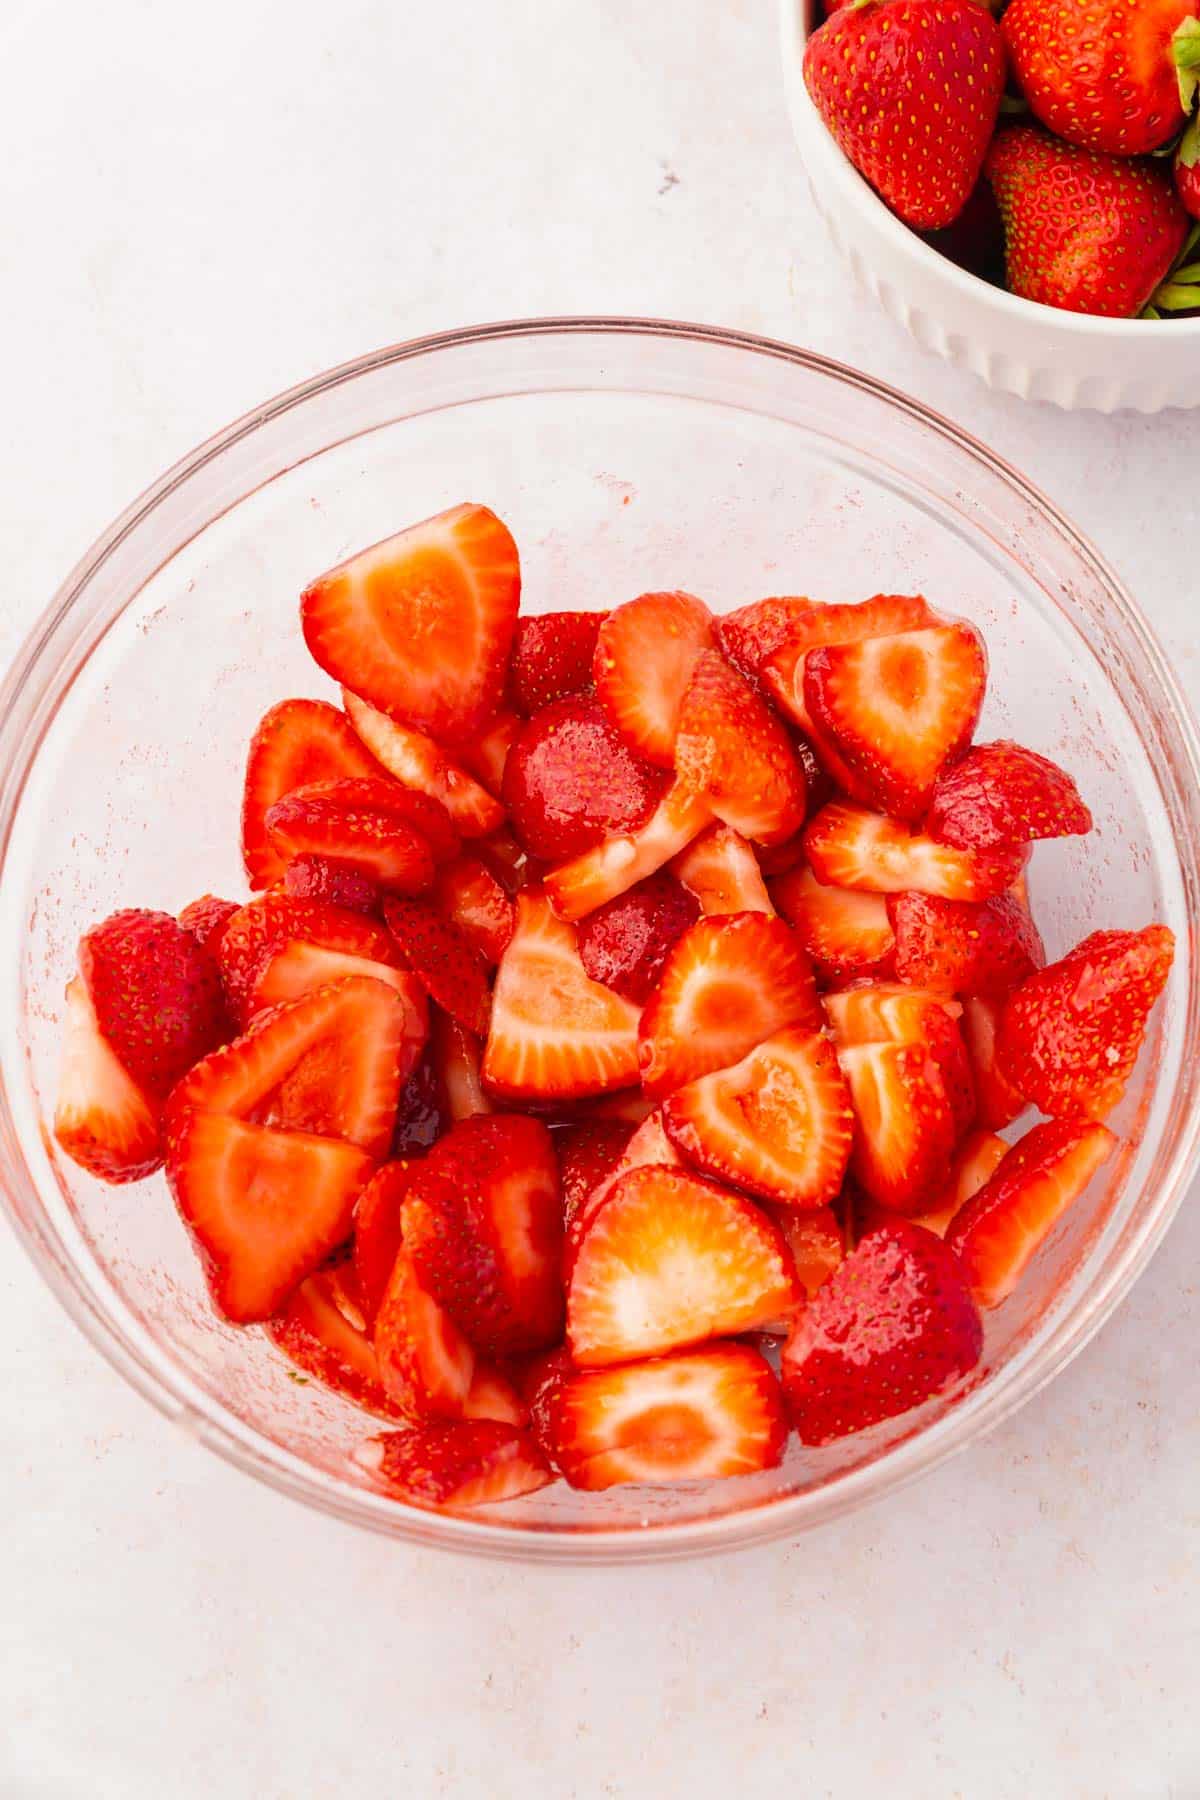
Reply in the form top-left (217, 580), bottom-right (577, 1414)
top-left (1, 2), bottom-right (1198, 1795)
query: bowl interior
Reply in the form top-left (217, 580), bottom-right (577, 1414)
top-left (1, 322), bottom-right (1197, 1558)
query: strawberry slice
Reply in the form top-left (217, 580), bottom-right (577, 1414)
top-left (947, 1119), bottom-right (1118, 1308)
top-left (483, 892), bottom-right (641, 1101)
top-left (282, 855), bottom-right (380, 915)
top-left (542, 1344), bottom-right (788, 1490)
top-left (638, 911), bottom-right (821, 1099)
top-left (576, 872), bottom-right (700, 1004)
top-left (357, 1421), bottom-right (552, 1511)
top-left (760, 594), bottom-right (936, 730)
top-left (858, 1127), bottom-right (1010, 1238)
top-left (961, 994), bottom-right (1027, 1130)
top-left (247, 937), bottom-right (425, 1023)
top-left (714, 596), bottom-right (817, 684)
top-left (432, 855), bottom-right (515, 964)
top-left (383, 895), bottom-right (492, 1037)
top-left (889, 889), bottom-right (1045, 997)
top-left (766, 1204), bottom-right (844, 1301)
top-left (998, 925), bottom-right (1174, 1121)
top-left (218, 892), bottom-right (403, 1026)
top-left (770, 864), bottom-right (895, 982)
top-left (463, 1362), bottom-right (529, 1427)
top-left (267, 1262), bottom-right (401, 1417)
top-left (166, 1111), bottom-right (375, 1322)
top-left (458, 710), bottom-right (521, 797)
top-left (805, 802), bottom-right (1027, 901)
top-left (79, 908), bottom-right (226, 1101)
top-left (565, 1108), bottom-right (682, 1258)
top-left (671, 822), bottom-right (775, 916)
top-left (373, 1245), bottom-right (476, 1420)
top-left (837, 1039), bottom-right (959, 1214)
top-left (566, 1165), bottom-right (799, 1366)
top-left (300, 503), bottom-right (521, 743)
top-left (804, 623), bottom-right (986, 821)
top-left (782, 1218), bottom-right (983, 1444)
top-left (927, 740), bottom-right (1092, 850)
top-left (54, 977), bottom-right (162, 1183)
top-left (674, 651), bottom-right (808, 846)
top-left (593, 590), bottom-right (714, 766)
top-left (265, 776), bottom-right (458, 891)
top-left (241, 697), bottom-right (384, 889)
top-left (502, 693), bottom-right (667, 863)
top-left (429, 1009), bottom-right (493, 1121)
top-left (511, 610), bottom-right (607, 715)
top-left (342, 690), bottom-right (505, 839)
top-left (178, 894), bottom-right (240, 956)
top-left (352, 1160), bottom-right (414, 1327)
top-left (556, 1119), bottom-right (637, 1230)
top-left (824, 980), bottom-right (975, 1139)
top-left (662, 1028), bottom-right (853, 1208)
top-left (543, 778), bottom-right (710, 922)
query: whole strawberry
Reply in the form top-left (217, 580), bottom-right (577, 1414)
top-left (1003, 0), bottom-right (1200, 156)
top-left (986, 126), bottom-right (1190, 315)
top-left (1177, 116), bottom-right (1200, 218)
top-left (803, 0), bottom-right (1007, 229)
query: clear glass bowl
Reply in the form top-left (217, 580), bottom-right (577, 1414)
top-left (2, 319), bottom-right (1198, 1563)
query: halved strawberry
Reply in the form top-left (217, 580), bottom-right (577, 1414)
top-left (502, 693), bottom-right (667, 864)
top-left (542, 1344), bottom-right (788, 1490)
top-left (998, 925), bottom-right (1174, 1121)
top-left (241, 698), bottom-right (384, 889)
top-left (265, 776), bottom-right (458, 891)
top-left (837, 1039), bottom-right (959, 1214)
top-left (458, 710), bottom-right (521, 797)
top-left (432, 855), bottom-right (515, 964)
top-left (782, 1218), bottom-right (982, 1444)
top-left (166, 1111), bottom-right (375, 1322)
top-left (804, 623), bottom-right (986, 822)
top-left (511, 611), bottom-right (607, 715)
top-left (947, 1119), bottom-right (1118, 1308)
top-left (543, 779), bottom-right (711, 922)
top-left (353, 1160), bottom-right (414, 1327)
top-left (638, 911), bottom-right (821, 1099)
top-left (576, 872), bottom-right (700, 1004)
top-left (78, 909), bottom-right (226, 1100)
top-left (247, 937), bottom-right (425, 1024)
top-left (342, 689), bottom-right (505, 839)
top-left (889, 889), bottom-right (1045, 997)
top-left (357, 1421), bottom-right (552, 1511)
top-left (300, 503), bottom-right (521, 743)
top-left (770, 864), bottom-right (895, 982)
top-left (383, 895), bottom-right (492, 1037)
top-left (566, 1165), bottom-right (799, 1366)
top-left (663, 1028), bottom-right (853, 1208)
top-left (373, 1245), bottom-right (476, 1419)
top-left (282, 855), bottom-right (380, 915)
top-left (564, 1108), bottom-right (682, 1257)
top-left (267, 1262), bottom-right (400, 1417)
top-left (556, 1119), bottom-right (637, 1230)
top-left (674, 651), bottom-right (807, 846)
top-left (760, 594), bottom-right (936, 730)
top-left (218, 892), bottom-right (404, 1026)
top-left (961, 994), bottom-right (1027, 1130)
top-left (54, 977), bottom-right (162, 1183)
top-left (804, 803), bottom-right (1027, 901)
top-left (671, 822), bottom-right (775, 916)
top-left (927, 740), bottom-right (1092, 850)
top-left (483, 892), bottom-right (641, 1101)
top-left (430, 1009), bottom-right (493, 1121)
top-left (593, 590), bottom-right (714, 766)
top-left (859, 1127), bottom-right (1009, 1238)
top-left (714, 595), bottom-right (817, 684)
top-left (824, 980), bottom-right (975, 1139)
top-left (178, 894), bottom-right (241, 956)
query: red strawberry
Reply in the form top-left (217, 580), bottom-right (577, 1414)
top-left (998, 925), bottom-right (1174, 1120)
top-left (804, 802), bottom-right (1026, 901)
top-left (593, 590), bottom-right (714, 766)
top-left (53, 977), bottom-right (162, 1183)
top-left (511, 611), bottom-right (607, 715)
top-left (714, 596), bottom-right (817, 685)
top-left (782, 1219), bottom-right (983, 1444)
top-left (483, 893), bottom-right (641, 1101)
top-left (265, 776), bottom-right (458, 891)
top-left (638, 912), bottom-right (822, 1099)
top-left (241, 698), bottom-right (383, 889)
top-left (672, 822), bottom-right (776, 917)
top-left (432, 855), bottom-right (515, 964)
top-left (246, 930), bottom-right (424, 1023)
top-left (1176, 134), bottom-right (1200, 217)
top-left (770, 864), bottom-right (896, 983)
top-left (282, 855), bottom-right (380, 915)
top-left (766, 1204), bottom-right (845, 1301)
top-left (947, 1119), bottom-right (1118, 1308)
top-left (430, 1009), bottom-right (493, 1122)
top-left (564, 1109), bottom-right (682, 1257)
top-left (760, 594), bottom-right (935, 733)
top-left (927, 740), bottom-right (1092, 850)
top-left (566, 1165), bottom-right (800, 1366)
top-left (542, 1345), bottom-right (788, 1490)
top-left (463, 1362), bottom-right (530, 1428)
top-left (674, 651), bottom-right (808, 846)
top-left (921, 1127), bottom-right (1010, 1234)
top-left (373, 1246), bottom-right (476, 1420)
top-left (342, 689), bottom-right (505, 839)
top-left (889, 890), bottom-right (1046, 997)
top-left (178, 894), bottom-right (241, 956)
top-left (961, 994), bottom-right (1028, 1130)
top-left (267, 1262), bottom-right (400, 1417)
top-left (353, 1160), bottom-right (414, 1327)
top-left (459, 710), bottom-right (521, 797)
top-left (77, 909), bottom-right (226, 1102)
top-left (383, 895), bottom-right (492, 1037)
top-left (556, 1119), bottom-right (637, 1230)
top-left (576, 872), bottom-right (700, 1004)
top-left (390, 1050), bottom-right (450, 1156)
top-left (357, 1421), bottom-right (552, 1511)
top-left (838, 1039), bottom-right (959, 1214)
top-left (300, 503), bottom-right (521, 743)
top-left (826, 980), bottom-right (976, 1139)
top-left (218, 892), bottom-right (404, 1026)
top-left (502, 693), bottom-right (668, 863)
top-left (986, 127), bottom-right (1189, 316)
top-left (543, 779), bottom-right (711, 922)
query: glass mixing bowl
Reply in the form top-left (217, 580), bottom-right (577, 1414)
top-left (1, 319), bottom-right (1197, 1563)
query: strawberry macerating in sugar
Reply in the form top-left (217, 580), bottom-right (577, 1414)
top-left (53, 502), bottom-right (1174, 1516)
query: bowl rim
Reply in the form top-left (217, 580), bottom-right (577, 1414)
top-left (3, 314), bottom-right (1200, 1563)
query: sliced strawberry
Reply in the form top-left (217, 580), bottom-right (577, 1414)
top-left (267, 1262), bottom-right (400, 1416)
top-left (218, 892), bottom-right (404, 1027)
top-left (542, 779), bottom-right (710, 922)
top-left (300, 503), bottom-right (521, 743)
top-left (927, 740), bottom-right (1092, 850)
top-left (782, 1218), bottom-right (983, 1444)
top-left (357, 1421), bottom-right (552, 1511)
top-left (166, 1111), bottom-right (375, 1322)
top-left (770, 864), bottom-right (895, 982)
top-left (638, 911), bottom-right (821, 1099)
top-left (824, 980), bottom-right (975, 1138)
top-left (458, 710), bottom-right (521, 796)
top-left (671, 822), bottom-right (775, 916)
top-left (342, 689), bottom-right (505, 839)
top-left (837, 1039), bottom-right (959, 1214)
top-left (804, 623), bottom-right (986, 822)
top-left (566, 1165), bottom-right (799, 1366)
top-left (542, 1344), bottom-right (787, 1490)
top-left (674, 650), bottom-right (807, 846)
top-left (754, 835), bottom-right (806, 879)
top-left (714, 595), bottom-right (817, 684)
top-left (576, 872), bottom-right (700, 1004)
top-left (265, 776), bottom-right (458, 891)
top-left (592, 589), bottom-right (713, 765)
top-left (483, 892), bottom-right (641, 1101)
top-left (247, 937), bottom-right (426, 1024)
top-left (766, 1204), bottom-right (845, 1300)
top-left (54, 977), bottom-right (162, 1183)
top-left (178, 894), bottom-right (240, 956)
top-left (502, 693), bottom-right (667, 863)
top-left (282, 854), bottom-right (380, 915)
top-left (925, 1127), bottom-right (1009, 1234)
top-left (241, 697), bottom-right (384, 889)
top-left (998, 925), bottom-right (1174, 1121)
top-left (511, 610), bottom-right (607, 715)
top-left (947, 1119), bottom-right (1118, 1308)
top-left (79, 908), bottom-right (226, 1100)
top-left (430, 1008), bottom-right (492, 1121)
top-left (383, 895), bottom-right (492, 1037)
top-left (564, 1108), bottom-right (682, 1257)
top-left (889, 889), bottom-right (1045, 997)
top-left (662, 1028), bottom-right (853, 1208)
top-left (463, 1362), bottom-right (529, 1427)
top-left (555, 1119), bottom-right (637, 1230)
top-left (805, 802), bottom-right (1027, 901)
top-left (352, 1160), bottom-right (414, 1328)
top-left (961, 994), bottom-right (1027, 1130)
top-left (432, 855), bottom-right (515, 964)
top-left (390, 1050), bottom-right (450, 1156)
top-left (760, 594), bottom-right (936, 730)
top-left (373, 1245), bottom-right (476, 1420)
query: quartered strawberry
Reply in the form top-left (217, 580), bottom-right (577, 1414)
top-left (218, 892), bottom-right (406, 1026)
top-left (760, 594), bottom-right (935, 732)
top-left (430, 1009), bottom-right (492, 1122)
top-left (178, 895), bottom-right (241, 957)
top-left (54, 977), bottom-right (163, 1183)
top-left (564, 1109), bottom-right (682, 1257)
top-left (342, 689), bottom-right (505, 839)
top-left (770, 864), bottom-right (895, 983)
top-left (267, 1262), bottom-right (400, 1417)
top-left (542, 1344), bottom-right (788, 1490)
top-left (961, 994), bottom-right (1028, 1131)
top-left (947, 1119), bottom-right (1118, 1308)
top-left (432, 855), bottom-right (515, 964)
top-left (383, 895), bottom-right (492, 1037)
top-left (714, 596), bottom-right (817, 685)
top-left (566, 1165), bottom-right (800, 1366)
top-left (593, 590), bottom-right (715, 766)
top-left (998, 925), bottom-right (1175, 1120)
top-left (300, 503), bottom-right (521, 743)
top-left (671, 822), bottom-right (775, 917)
top-left (766, 1204), bottom-right (845, 1301)
top-left (805, 803), bottom-right (1027, 901)
top-left (889, 889), bottom-right (1045, 998)
top-left (556, 1119), bottom-right (637, 1231)
top-left (510, 611), bottom-right (607, 715)
top-left (357, 1420), bottom-right (552, 1511)
top-left (927, 741), bottom-right (1092, 850)
top-left (782, 1218), bottom-right (983, 1444)
top-left (373, 1246), bottom-right (476, 1420)
top-left (483, 892), bottom-right (641, 1101)
top-left (265, 776), bottom-right (458, 891)
top-left (825, 981), bottom-right (976, 1139)
top-left (241, 697), bottom-right (384, 889)
top-left (804, 623), bottom-right (987, 822)
top-left (77, 908), bottom-right (227, 1102)
top-left (543, 779), bottom-right (711, 922)
top-left (663, 1028), bottom-right (854, 1208)
top-left (674, 650), bottom-right (807, 846)
top-left (247, 935), bottom-right (424, 1025)
top-left (576, 872), bottom-right (700, 1004)
top-left (860, 1126), bottom-right (1009, 1238)
top-left (353, 1160), bottom-right (414, 1327)
top-left (502, 693), bottom-right (667, 863)
top-left (838, 1038), bottom-right (959, 1214)
top-left (282, 855), bottom-right (380, 915)
top-left (638, 911), bottom-right (821, 1099)
top-left (458, 710), bottom-right (522, 797)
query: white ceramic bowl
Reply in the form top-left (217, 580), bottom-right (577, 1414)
top-left (780, 0), bottom-right (1200, 411)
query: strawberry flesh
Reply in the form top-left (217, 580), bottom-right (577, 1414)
top-left (353, 1160), bottom-right (415, 1328)
top-left (342, 689), bottom-right (505, 840)
top-left (267, 1262), bottom-right (400, 1417)
top-left (672, 822), bottom-right (775, 917)
top-left (265, 775), bottom-right (458, 890)
top-left (358, 1420), bottom-right (552, 1510)
top-left (593, 590), bottom-right (714, 766)
top-left (805, 802), bottom-right (1027, 901)
top-left (770, 864), bottom-right (896, 982)
top-left (674, 650), bottom-right (808, 846)
top-left (241, 697), bottom-right (383, 889)
top-left (373, 1246), bottom-right (477, 1420)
